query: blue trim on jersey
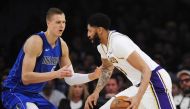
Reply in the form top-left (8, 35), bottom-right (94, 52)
top-left (2, 31), bottom-right (62, 93)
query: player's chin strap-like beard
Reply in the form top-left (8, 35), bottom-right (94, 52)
top-left (91, 33), bottom-right (100, 47)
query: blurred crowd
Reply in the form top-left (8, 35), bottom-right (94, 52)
top-left (0, 0), bottom-right (190, 108)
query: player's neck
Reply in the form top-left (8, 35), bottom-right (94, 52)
top-left (45, 31), bottom-right (58, 47)
top-left (100, 30), bottom-right (109, 47)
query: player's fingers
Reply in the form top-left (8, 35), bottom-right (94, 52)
top-left (127, 104), bottom-right (133, 109)
top-left (133, 106), bottom-right (137, 109)
top-left (84, 103), bottom-right (90, 109)
top-left (67, 72), bottom-right (72, 75)
top-left (62, 69), bottom-right (71, 72)
top-left (66, 73), bottom-right (72, 77)
top-left (93, 97), bottom-right (98, 105)
top-left (132, 105), bottom-right (137, 109)
top-left (89, 99), bottom-right (94, 109)
top-left (84, 98), bottom-right (91, 109)
top-left (65, 70), bottom-right (72, 75)
top-left (122, 97), bottom-right (128, 101)
top-left (61, 70), bottom-right (69, 74)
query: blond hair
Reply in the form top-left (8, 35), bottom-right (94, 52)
top-left (68, 84), bottom-right (89, 101)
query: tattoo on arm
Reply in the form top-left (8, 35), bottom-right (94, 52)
top-left (95, 69), bottom-right (112, 92)
top-left (95, 59), bottom-right (114, 93)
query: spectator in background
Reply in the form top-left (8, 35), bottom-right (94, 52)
top-left (98, 75), bottom-right (120, 104)
top-left (174, 70), bottom-right (190, 109)
top-left (41, 80), bottom-right (66, 108)
top-left (111, 69), bottom-right (131, 92)
top-left (93, 73), bottom-right (130, 109)
top-left (106, 75), bottom-right (120, 96)
top-left (58, 84), bottom-right (89, 109)
top-left (172, 81), bottom-right (181, 97)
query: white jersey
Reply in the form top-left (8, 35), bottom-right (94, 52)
top-left (97, 30), bottom-right (159, 85)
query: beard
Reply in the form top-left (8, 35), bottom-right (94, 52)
top-left (90, 33), bottom-right (100, 47)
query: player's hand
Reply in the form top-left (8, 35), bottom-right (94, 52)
top-left (126, 95), bottom-right (141, 109)
top-left (56, 65), bottom-right (72, 78)
top-left (84, 92), bottom-right (99, 109)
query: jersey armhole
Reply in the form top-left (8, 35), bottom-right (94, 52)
top-left (58, 37), bottom-right (62, 57)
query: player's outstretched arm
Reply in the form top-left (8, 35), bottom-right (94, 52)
top-left (84, 58), bottom-right (114, 109)
top-left (59, 38), bottom-right (101, 86)
top-left (22, 35), bottom-right (71, 85)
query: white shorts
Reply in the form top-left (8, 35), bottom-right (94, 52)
top-left (100, 68), bottom-right (176, 109)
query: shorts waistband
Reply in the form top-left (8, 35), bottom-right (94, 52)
top-left (136, 66), bottom-right (162, 87)
top-left (152, 66), bottom-right (162, 73)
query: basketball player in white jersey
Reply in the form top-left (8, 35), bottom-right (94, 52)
top-left (84, 13), bottom-right (176, 109)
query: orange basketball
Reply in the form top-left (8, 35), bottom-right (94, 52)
top-left (110, 96), bottom-right (131, 109)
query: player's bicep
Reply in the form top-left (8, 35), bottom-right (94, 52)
top-left (22, 53), bottom-right (37, 74)
top-left (60, 55), bottom-right (71, 67)
top-left (127, 51), bottom-right (149, 73)
top-left (22, 35), bottom-right (42, 74)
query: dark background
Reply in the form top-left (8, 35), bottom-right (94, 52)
top-left (0, 0), bottom-right (190, 72)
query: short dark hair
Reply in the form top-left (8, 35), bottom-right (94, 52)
top-left (110, 74), bottom-right (119, 85)
top-left (87, 13), bottom-right (111, 30)
top-left (46, 8), bottom-right (64, 20)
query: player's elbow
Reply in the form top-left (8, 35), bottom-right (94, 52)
top-left (140, 66), bottom-right (151, 80)
top-left (22, 73), bottom-right (31, 85)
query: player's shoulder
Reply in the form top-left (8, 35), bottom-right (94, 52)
top-left (59, 37), bottom-right (67, 46)
top-left (24, 35), bottom-right (43, 55)
top-left (26, 35), bottom-right (43, 45)
top-left (59, 37), bottom-right (69, 55)
top-left (110, 32), bottom-right (135, 51)
top-left (25, 35), bottom-right (42, 49)
top-left (110, 32), bottom-right (129, 45)
top-left (110, 31), bottom-right (130, 42)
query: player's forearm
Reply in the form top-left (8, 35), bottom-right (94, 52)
top-left (64, 73), bottom-right (91, 85)
top-left (94, 68), bottom-right (113, 93)
top-left (22, 71), bottom-right (58, 85)
top-left (64, 65), bottom-right (98, 85)
top-left (136, 67), bottom-right (151, 100)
